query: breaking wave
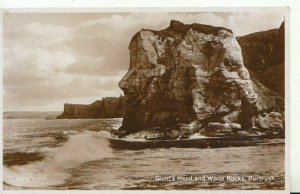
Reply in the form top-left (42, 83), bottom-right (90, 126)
top-left (4, 130), bottom-right (113, 188)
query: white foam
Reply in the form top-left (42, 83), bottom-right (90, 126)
top-left (190, 133), bottom-right (208, 139)
top-left (4, 130), bottom-right (114, 188)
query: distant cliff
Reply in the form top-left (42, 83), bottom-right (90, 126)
top-left (57, 96), bottom-right (125, 119)
top-left (237, 21), bottom-right (285, 97)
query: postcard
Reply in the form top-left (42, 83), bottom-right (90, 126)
top-left (1, 7), bottom-right (289, 193)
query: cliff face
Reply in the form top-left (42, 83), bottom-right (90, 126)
top-left (238, 22), bottom-right (285, 97)
top-left (119, 20), bottom-right (262, 135)
top-left (57, 96), bottom-right (125, 119)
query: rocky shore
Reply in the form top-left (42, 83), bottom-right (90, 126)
top-left (114, 20), bottom-right (285, 140)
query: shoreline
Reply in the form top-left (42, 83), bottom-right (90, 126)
top-left (109, 133), bottom-right (284, 149)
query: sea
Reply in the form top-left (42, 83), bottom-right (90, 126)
top-left (3, 112), bottom-right (285, 190)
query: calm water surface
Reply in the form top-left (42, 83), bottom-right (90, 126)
top-left (3, 117), bottom-right (285, 190)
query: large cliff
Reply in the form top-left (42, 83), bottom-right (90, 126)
top-left (238, 22), bottom-right (285, 97)
top-left (116, 20), bottom-right (283, 139)
top-left (57, 96), bottom-right (125, 119)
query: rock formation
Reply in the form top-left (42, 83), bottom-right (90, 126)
top-left (117, 20), bottom-right (283, 139)
top-left (57, 96), bottom-right (125, 119)
top-left (238, 21), bottom-right (285, 97)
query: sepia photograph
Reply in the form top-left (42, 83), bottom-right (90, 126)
top-left (2, 8), bottom-right (288, 191)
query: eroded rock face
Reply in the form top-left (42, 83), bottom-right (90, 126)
top-left (119, 20), bottom-right (258, 135)
top-left (238, 21), bottom-right (285, 98)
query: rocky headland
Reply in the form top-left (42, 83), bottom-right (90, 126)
top-left (57, 96), bottom-right (125, 119)
top-left (114, 20), bottom-right (285, 140)
top-left (238, 21), bottom-right (285, 97)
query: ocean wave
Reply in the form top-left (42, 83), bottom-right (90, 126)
top-left (4, 130), bottom-right (114, 188)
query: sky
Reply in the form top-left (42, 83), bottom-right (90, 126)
top-left (3, 9), bottom-right (287, 111)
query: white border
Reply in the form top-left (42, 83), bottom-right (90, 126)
top-left (289, 0), bottom-right (300, 193)
top-left (1, 0), bottom-right (299, 193)
top-left (0, 0), bottom-right (291, 8)
top-left (0, 7), bottom-right (3, 193)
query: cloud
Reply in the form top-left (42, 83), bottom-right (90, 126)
top-left (226, 11), bottom-right (286, 36)
top-left (4, 21), bottom-right (73, 51)
top-left (4, 75), bottom-right (123, 111)
top-left (4, 47), bottom-right (75, 86)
